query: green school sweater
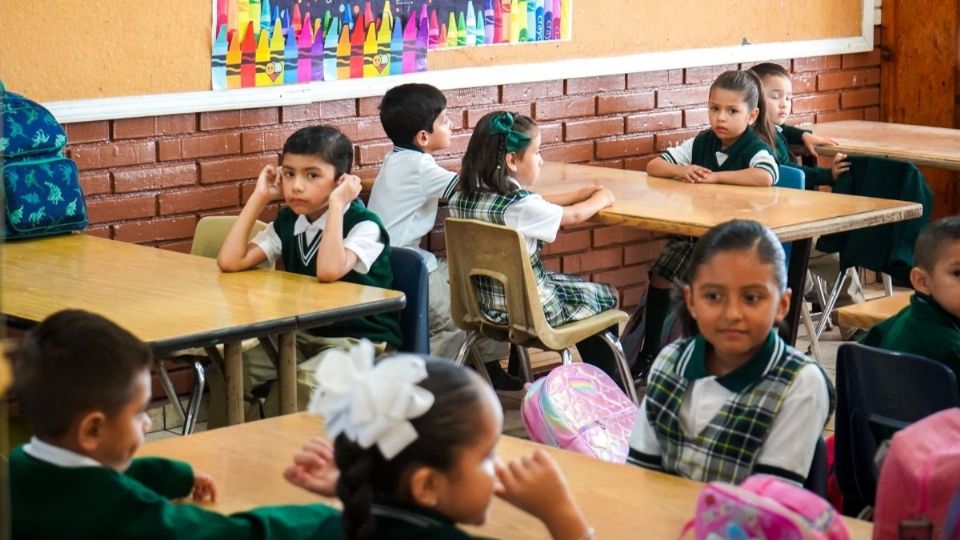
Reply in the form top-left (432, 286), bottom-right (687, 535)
top-left (689, 127), bottom-right (778, 181)
top-left (273, 201), bottom-right (402, 348)
top-left (774, 124), bottom-right (834, 188)
top-left (860, 293), bottom-right (960, 393)
top-left (10, 447), bottom-right (341, 540)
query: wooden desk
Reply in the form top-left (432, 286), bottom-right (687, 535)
top-left (836, 293), bottom-right (911, 330)
top-left (536, 162), bottom-right (923, 344)
top-left (1, 234), bottom-right (405, 424)
top-left (811, 120), bottom-right (960, 171)
top-left (140, 412), bottom-right (873, 539)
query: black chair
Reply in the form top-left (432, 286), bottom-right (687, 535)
top-left (803, 437), bottom-right (828, 498)
top-left (835, 343), bottom-right (960, 511)
top-left (390, 247), bottom-right (430, 354)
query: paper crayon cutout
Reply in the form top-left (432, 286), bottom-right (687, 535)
top-left (382, 1), bottom-right (394, 29)
top-left (475, 9), bottom-right (485, 44)
top-left (240, 22), bottom-right (256, 87)
top-left (269, 19), bottom-right (285, 85)
top-left (446, 13), bottom-right (457, 47)
top-left (363, 22), bottom-right (378, 78)
top-left (465, 1), bottom-right (476, 46)
top-left (212, 25), bottom-right (228, 90)
top-left (310, 19), bottom-right (325, 81)
top-left (402, 13), bottom-right (417, 73)
top-left (255, 27), bottom-right (272, 86)
top-left (524, 0), bottom-right (535, 42)
top-left (390, 14), bottom-right (404, 76)
top-left (377, 13), bottom-right (392, 75)
top-left (535, 6), bottom-right (543, 41)
top-left (457, 12), bottom-right (467, 46)
top-left (285, 20), bottom-right (300, 84)
top-left (292, 3), bottom-right (302, 35)
top-left (439, 24), bottom-right (448, 49)
top-left (428, 10), bottom-right (439, 49)
top-left (499, 0), bottom-right (509, 44)
top-left (350, 14), bottom-right (365, 79)
top-left (544, 10), bottom-right (553, 42)
top-left (226, 26), bottom-right (242, 89)
top-left (250, 0), bottom-right (262, 36)
top-left (509, 0), bottom-right (521, 42)
top-left (324, 16), bottom-right (341, 81)
top-left (216, 0), bottom-right (228, 31)
top-left (485, 0), bottom-right (495, 44)
top-left (260, 0), bottom-right (272, 35)
top-left (560, 0), bottom-right (570, 39)
top-left (238, 0), bottom-right (251, 42)
top-left (336, 21), bottom-right (351, 80)
top-left (298, 21), bottom-right (314, 83)
top-left (363, 2), bottom-right (374, 28)
top-left (227, 0), bottom-right (237, 37)
top-left (414, 14), bottom-right (428, 72)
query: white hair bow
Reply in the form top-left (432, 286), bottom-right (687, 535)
top-left (307, 340), bottom-right (435, 459)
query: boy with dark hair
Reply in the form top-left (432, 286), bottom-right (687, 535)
top-left (10, 309), bottom-right (338, 539)
top-left (861, 216), bottom-right (960, 389)
top-left (368, 83), bottom-right (518, 392)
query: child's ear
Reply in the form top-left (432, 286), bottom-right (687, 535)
top-left (775, 288), bottom-right (792, 325)
top-left (910, 266), bottom-right (932, 294)
top-left (748, 107), bottom-right (760, 125)
top-left (407, 465), bottom-right (445, 508)
top-left (683, 285), bottom-right (696, 320)
top-left (504, 152), bottom-right (518, 173)
top-left (414, 130), bottom-right (430, 148)
top-left (75, 410), bottom-right (108, 454)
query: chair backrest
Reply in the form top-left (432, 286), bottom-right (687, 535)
top-left (777, 165), bottom-right (805, 266)
top-left (389, 247), bottom-right (430, 354)
top-left (803, 436), bottom-right (828, 498)
top-left (190, 216), bottom-right (268, 259)
top-left (445, 218), bottom-right (556, 346)
top-left (835, 343), bottom-right (960, 507)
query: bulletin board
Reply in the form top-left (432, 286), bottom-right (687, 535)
top-left (0, 0), bottom-right (872, 121)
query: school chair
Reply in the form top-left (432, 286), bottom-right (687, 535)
top-left (389, 247), bottom-right (430, 354)
top-left (156, 216), bottom-right (268, 435)
top-left (444, 218), bottom-right (638, 404)
top-left (835, 343), bottom-right (959, 512)
top-left (778, 166), bottom-right (823, 364)
top-left (804, 437), bottom-right (828, 498)
top-left (809, 157), bottom-right (932, 350)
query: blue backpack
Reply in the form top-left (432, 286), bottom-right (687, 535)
top-left (1, 81), bottom-right (87, 238)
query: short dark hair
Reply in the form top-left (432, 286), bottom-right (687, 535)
top-left (282, 125), bottom-right (355, 177)
top-left (335, 358), bottom-right (486, 540)
top-left (458, 111), bottom-right (538, 195)
top-left (379, 83), bottom-right (447, 146)
top-left (915, 216), bottom-right (960, 272)
top-left (13, 310), bottom-right (152, 439)
top-left (749, 62), bottom-right (791, 80)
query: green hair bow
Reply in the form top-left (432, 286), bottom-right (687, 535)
top-left (489, 112), bottom-right (532, 153)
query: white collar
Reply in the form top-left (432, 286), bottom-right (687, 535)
top-left (292, 205), bottom-right (351, 238)
top-left (507, 177), bottom-right (523, 189)
top-left (23, 437), bottom-right (104, 469)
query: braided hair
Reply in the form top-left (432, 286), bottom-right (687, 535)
top-left (334, 359), bottom-right (487, 540)
top-left (458, 111), bottom-right (538, 195)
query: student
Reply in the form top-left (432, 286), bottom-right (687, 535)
top-left (367, 83), bottom-right (514, 390)
top-left (638, 70), bottom-right (781, 374)
top-left (287, 344), bottom-right (596, 540)
top-left (447, 111), bottom-right (625, 384)
top-left (861, 216), bottom-right (960, 389)
top-left (217, 125), bottom-right (401, 415)
top-left (9, 309), bottom-right (339, 539)
top-left (628, 220), bottom-right (835, 484)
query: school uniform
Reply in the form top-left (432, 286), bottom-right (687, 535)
top-left (10, 439), bottom-right (338, 539)
top-left (652, 127), bottom-right (779, 283)
top-left (860, 292), bottom-right (960, 392)
top-left (311, 502), bottom-right (481, 540)
top-left (628, 331), bottom-right (835, 484)
top-left (774, 124), bottom-right (834, 188)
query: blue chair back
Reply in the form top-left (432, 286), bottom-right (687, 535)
top-left (777, 165), bottom-right (805, 266)
top-left (390, 247), bottom-right (430, 354)
top-left (803, 437), bottom-right (828, 498)
top-left (835, 343), bottom-right (960, 508)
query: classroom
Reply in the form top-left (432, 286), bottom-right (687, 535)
top-left (1, 0), bottom-right (959, 538)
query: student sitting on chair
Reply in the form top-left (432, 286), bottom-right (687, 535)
top-left (216, 125), bottom-right (401, 419)
top-left (628, 220), bottom-right (835, 485)
top-left (9, 310), bottom-right (339, 539)
top-left (860, 216), bottom-right (960, 391)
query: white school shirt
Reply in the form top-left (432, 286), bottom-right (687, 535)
top-left (502, 178), bottom-right (564, 255)
top-left (252, 206), bottom-right (384, 275)
top-left (367, 147), bottom-right (458, 273)
top-left (663, 136), bottom-right (780, 185)
top-left (629, 360), bottom-right (830, 483)
top-left (24, 437), bottom-right (105, 469)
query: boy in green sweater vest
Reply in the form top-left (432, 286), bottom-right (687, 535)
top-left (9, 309), bottom-right (339, 539)
top-left (861, 216), bottom-right (960, 390)
top-left (216, 125), bottom-right (401, 420)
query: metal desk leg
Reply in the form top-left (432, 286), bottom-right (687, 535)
top-left (223, 341), bottom-right (243, 425)
top-left (781, 238), bottom-right (813, 346)
top-left (278, 332), bottom-right (297, 415)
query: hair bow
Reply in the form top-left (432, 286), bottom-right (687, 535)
top-left (307, 341), bottom-right (435, 459)
top-left (489, 112), bottom-right (532, 153)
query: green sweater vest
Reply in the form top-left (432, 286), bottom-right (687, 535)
top-left (10, 447), bottom-right (341, 539)
top-left (690, 127), bottom-right (772, 173)
top-left (273, 202), bottom-right (402, 348)
top-left (774, 124), bottom-right (834, 188)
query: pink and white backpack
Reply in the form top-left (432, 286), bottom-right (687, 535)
top-left (520, 363), bottom-right (638, 463)
top-left (682, 475), bottom-right (850, 540)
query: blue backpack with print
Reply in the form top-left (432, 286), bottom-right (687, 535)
top-left (1, 81), bottom-right (87, 239)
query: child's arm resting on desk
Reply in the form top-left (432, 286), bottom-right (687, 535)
top-left (554, 186), bottom-right (616, 226)
top-left (709, 151), bottom-right (779, 187)
top-left (125, 457), bottom-right (218, 502)
top-left (217, 165), bottom-right (277, 272)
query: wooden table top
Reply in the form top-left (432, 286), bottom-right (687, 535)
top-left (140, 413), bottom-right (873, 539)
top-left (811, 120), bottom-right (960, 171)
top-left (1, 234), bottom-right (405, 353)
top-left (535, 162), bottom-right (923, 242)
top-left (836, 293), bottom-right (912, 330)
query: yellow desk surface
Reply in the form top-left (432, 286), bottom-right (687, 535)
top-left (837, 293), bottom-right (912, 330)
top-left (140, 413), bottom-right (873, 540)
top-left (535, 162), bottom-right (923, 242)
top-left (812, 120), bottom-right (960, 171)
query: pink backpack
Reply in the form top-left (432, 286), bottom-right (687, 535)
top-left (873, 408), bottom-right (960, 540)
top-left (682, 475), bottom-right (850, 540)
top-left (520, 363), bottom-right (638, 463)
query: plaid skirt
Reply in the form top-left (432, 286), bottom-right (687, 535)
top-left (479, 271), bottom-right (618, 328)
top-left (651, 236), bottom-right (696, 284)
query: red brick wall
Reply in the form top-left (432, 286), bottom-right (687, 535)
top-left (64, 47), bottom-right (882, 311)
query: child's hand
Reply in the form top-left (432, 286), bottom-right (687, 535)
top-left (830, 152), bottom-right (851, 180)
top-left (192, 470), bottom-right (218, 502)
top-left (328, 174), bottom-right (362, 209)
top-left (578, 184), bottom-right (605, 201)
top-left (591, 187), bottom-right (615, 208)
top-left (801, 132), bottom-right (839, 157)
top-left (495, 450), bottom-right (574, 520)
top-left (283, 437), bottom-right (340, 498)
top-left (254, 165), bottom-right (283, 202)
top-left (678, 165), bottom-right (712, 184)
